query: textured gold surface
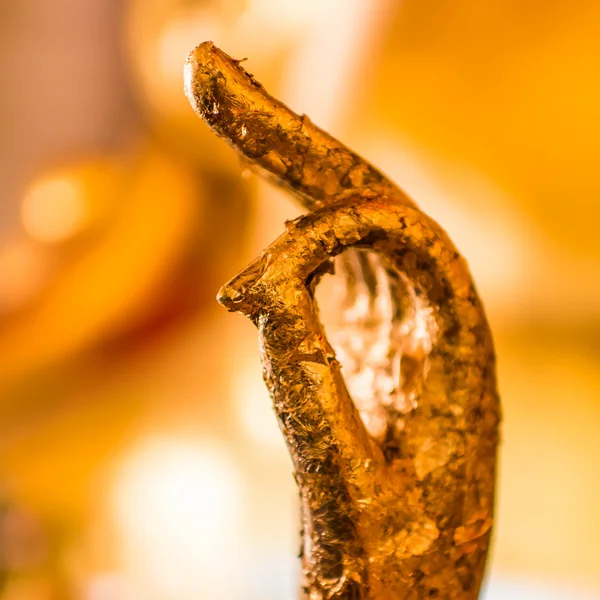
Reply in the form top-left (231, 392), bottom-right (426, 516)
top-left (185, 42), bottom-right (500, 600)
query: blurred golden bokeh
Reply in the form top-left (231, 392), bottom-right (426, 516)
top-left (0, 1), bottom-right (599, 599)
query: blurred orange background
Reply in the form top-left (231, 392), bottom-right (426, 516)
top-left (0, 1), bottom-right (599, 599)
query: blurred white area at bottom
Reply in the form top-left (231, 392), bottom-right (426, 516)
top-left (483, 573), bottom-right (600, 600)
top-left (85, 561), bottom-right (600, 600)
top-left (108, 437), bottom-right (246, 600)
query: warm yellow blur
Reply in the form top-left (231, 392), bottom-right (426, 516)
top-left (22, 176), bottom-right (88, 244)
top-left (0, 1), bottom-right (599, 599)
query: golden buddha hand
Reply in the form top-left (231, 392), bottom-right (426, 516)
top-left (185, 42), bottom-right (500, 600)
